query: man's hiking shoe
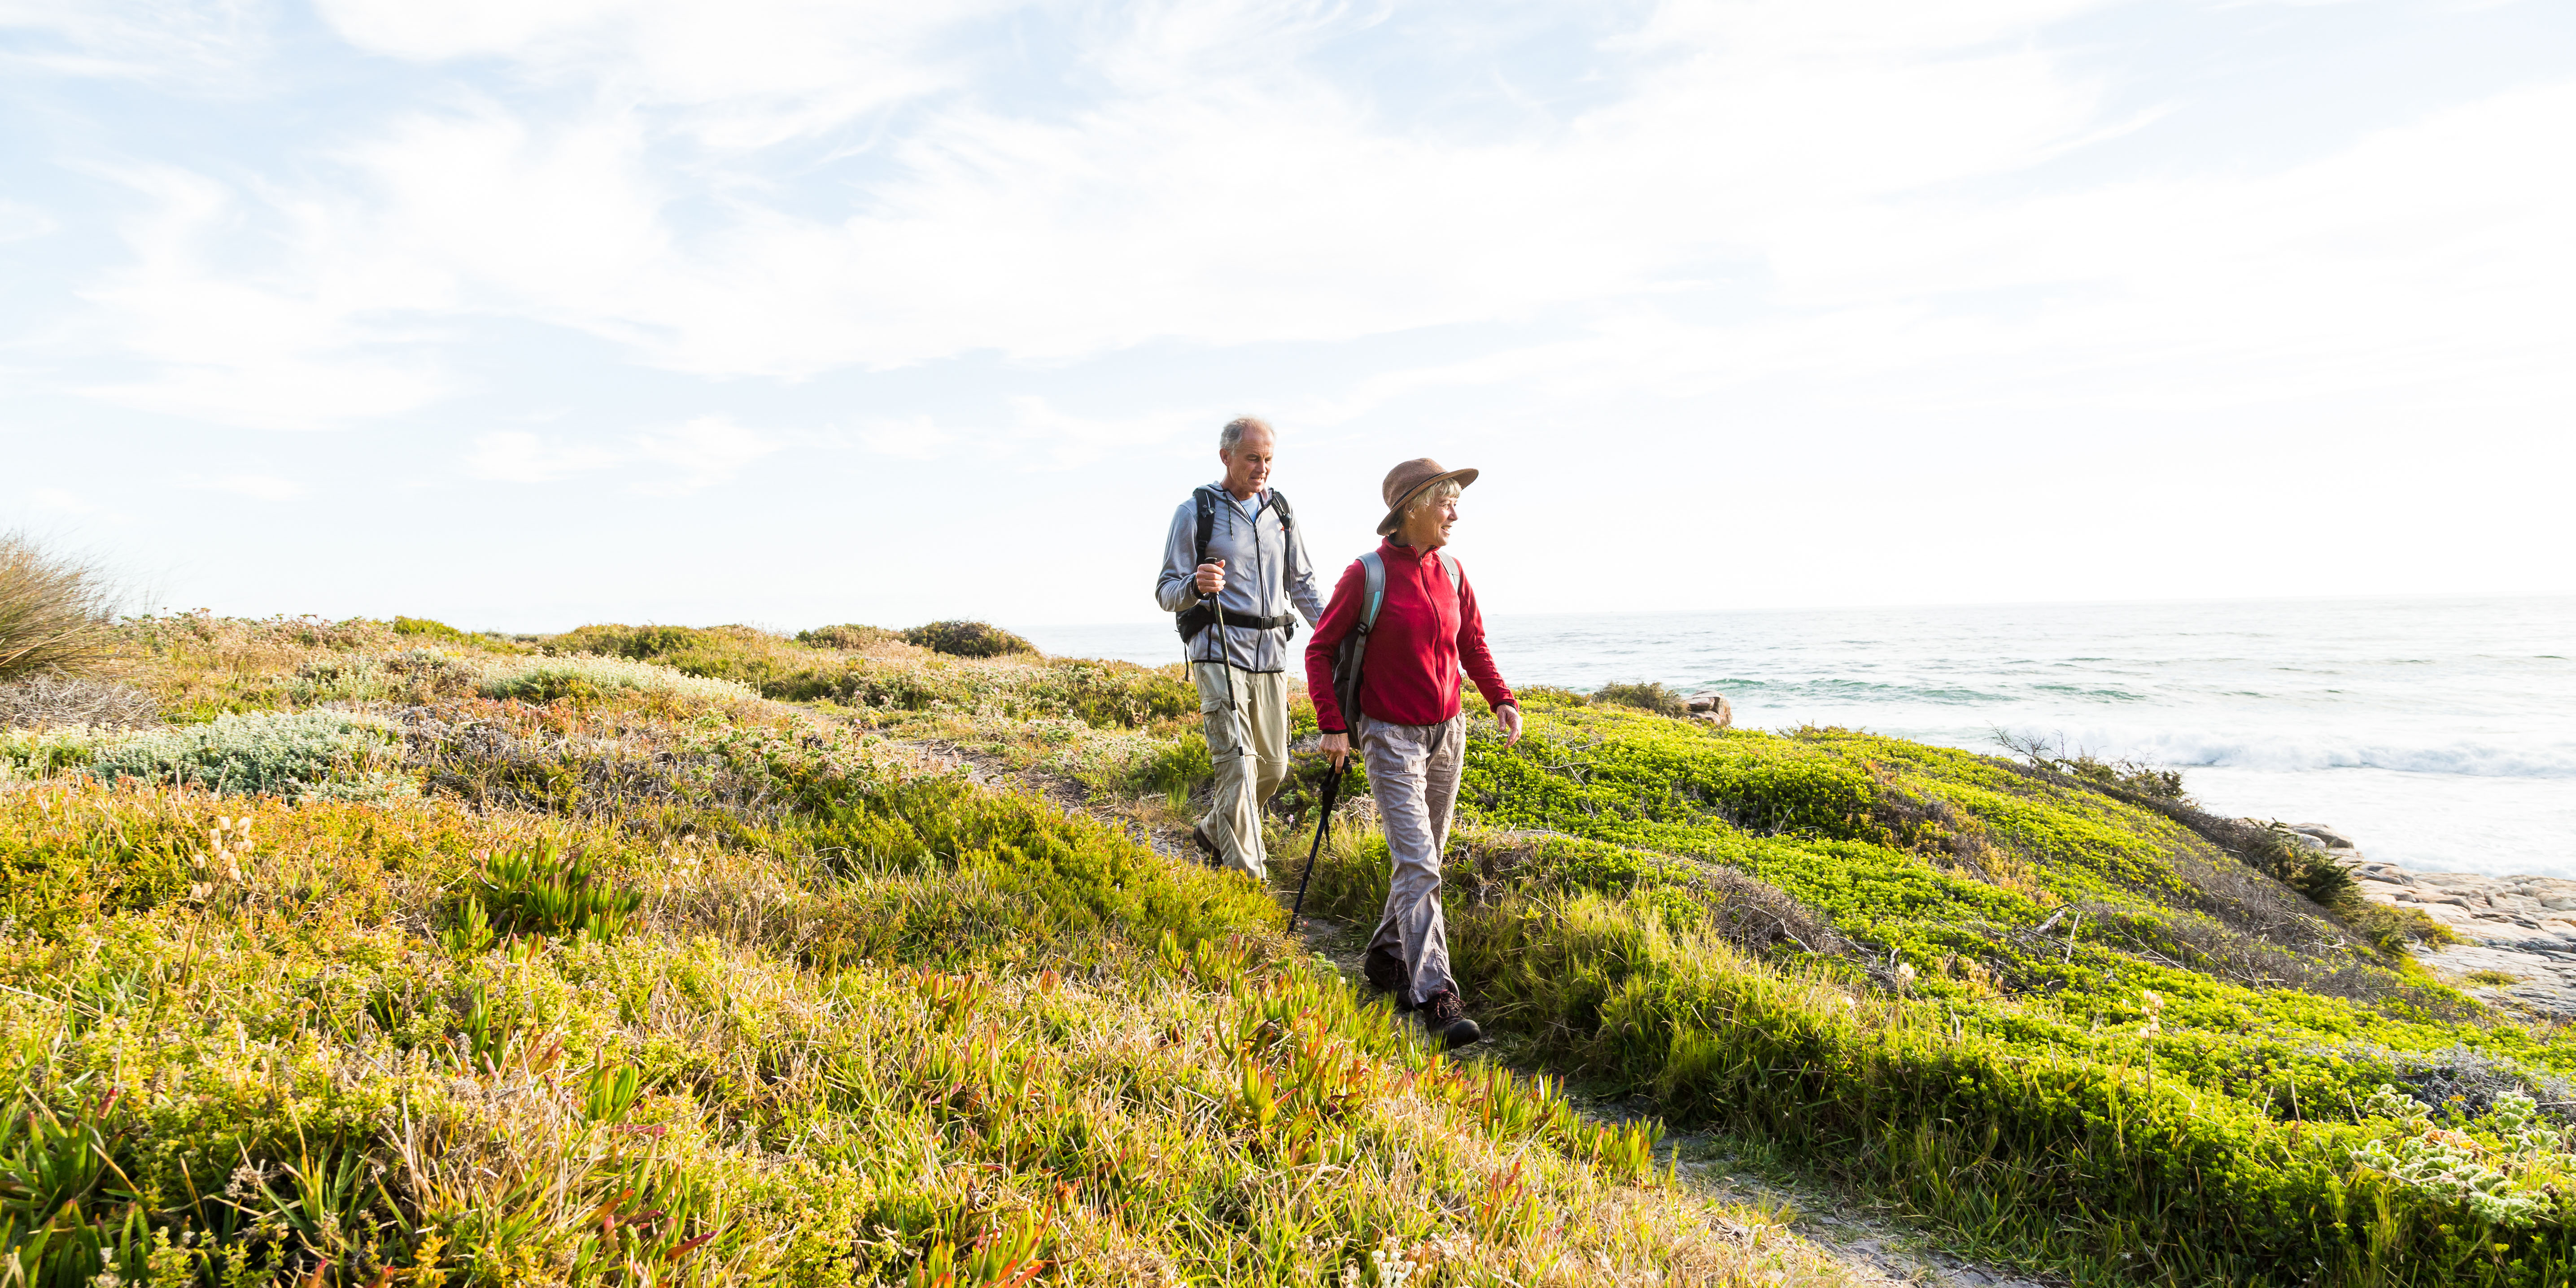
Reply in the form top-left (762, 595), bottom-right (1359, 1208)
top-left (1419, 988), bottom-right (1483, 1050)
top-left (1363, 947), bottom-right (1413, 1011)
top-left (1191, 824), bottom-right (1221, 866)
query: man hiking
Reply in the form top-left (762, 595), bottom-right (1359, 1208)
top-left (1156, 416), bottom-right (1324, 878)
top-left (1304, 458), bottom-right (1521, 1049)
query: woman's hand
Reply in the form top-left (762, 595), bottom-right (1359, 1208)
top-left (1319, 731), bottom-right (1351, 769)
top-left (1497, 704), bottom-right (1523, 747)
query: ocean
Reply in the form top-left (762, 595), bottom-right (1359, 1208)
top-left (1017, 596), bottom-right (2576, 879)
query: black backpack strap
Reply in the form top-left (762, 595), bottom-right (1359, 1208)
top-left (1267, 489), bottom-right (1292, 533)
top-left (1192, 485), bottom-right (1217, 572)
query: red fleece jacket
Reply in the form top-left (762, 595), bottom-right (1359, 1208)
top-left (1303, 541), bottom-right (1515, 733)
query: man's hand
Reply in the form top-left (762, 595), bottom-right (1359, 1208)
top-left (1319, 731), bottom-right (1350, 769)
top-left (1497, 704), bottom-right (1523, 747)
top-left (1193, 558), bottom-right (1226, 597)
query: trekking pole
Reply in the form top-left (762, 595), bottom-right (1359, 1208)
top-left (1289, 762), bottom-right (1347, 923)
top-left (1208, 566), bottom-right (1243, 721)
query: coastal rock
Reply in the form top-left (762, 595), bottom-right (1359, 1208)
top-left (2318, 825), bottom-right (2576, 1017)
top-left (1688, 692), bottom-right (1734, 729)
top-left (2292, 823), bottom-right (2358, 851)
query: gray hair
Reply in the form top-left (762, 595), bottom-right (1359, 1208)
top-left (1405, 479), bottom-right (1462, 520)
top-left (1218, 416), bottom-right (1272, 452)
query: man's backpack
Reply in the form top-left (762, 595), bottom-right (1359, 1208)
top-left (1332, 548), bottom-right (1458, 730)
top-left (1174, 485), bottom-right (1299, 644)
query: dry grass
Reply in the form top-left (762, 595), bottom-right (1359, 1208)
top-left (0, 672), bottom-right (157, 727)
top-left (0, 531), bottom-right (123, 681)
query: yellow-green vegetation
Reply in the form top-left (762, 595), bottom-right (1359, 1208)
top-left (0, 615), bottom-right (1863, 1287)
top-left (22, 606), bottom-right (2576, 1286)
top-left (1286, 694), bottom-right (2576, 1285)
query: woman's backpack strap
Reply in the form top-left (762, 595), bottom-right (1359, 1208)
top-left (1331, 551), bottom-right (1387, 730)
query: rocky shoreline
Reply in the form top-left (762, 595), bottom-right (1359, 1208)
top-left (2297, 823), bottom-right (2576, 1017)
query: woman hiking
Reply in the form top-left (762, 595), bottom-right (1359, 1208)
top-left (1304, 458), bottom-right (1523, 1049)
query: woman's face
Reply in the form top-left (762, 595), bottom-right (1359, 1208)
top-left (1399, 491), bottom-right (1458, 549)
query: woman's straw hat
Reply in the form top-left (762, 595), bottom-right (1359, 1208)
top-left (1375, 458), bottom-right (1480, 536)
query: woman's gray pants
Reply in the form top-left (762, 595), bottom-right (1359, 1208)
top-left (1358, 712), bottom-right (1465, 1007)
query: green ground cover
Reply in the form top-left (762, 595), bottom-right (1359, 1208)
top-left (0, 618), bottom-right (1839, 1288)
top-left (18, 612), bottom-right (2576, 1285)
top-left (1288, 695), bottom-right (2576, 1285)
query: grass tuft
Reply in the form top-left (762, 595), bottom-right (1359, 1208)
top-left (0, 532), bottom-right (122, 682)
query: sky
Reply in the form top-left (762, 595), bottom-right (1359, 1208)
top-left (2, 0), bottom-right (2571, 634)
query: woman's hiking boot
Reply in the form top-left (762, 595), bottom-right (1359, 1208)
top-left (1419, 988), bottom-right (1483, 1049)
top-left (1363, 946), bottom-right (1414, 1011)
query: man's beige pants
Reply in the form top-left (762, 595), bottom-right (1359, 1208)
top-left (1192, 663), bottom-right (1289, 878)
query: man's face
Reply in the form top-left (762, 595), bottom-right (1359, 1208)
top-left (1219, 427), bottom-right (1275, 495)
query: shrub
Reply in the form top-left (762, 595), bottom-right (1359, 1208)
top-left (2244, 819), bottom-right (2361, 905)
top-left (548, 622), bottom-right (716, 660)
top-left (1995, 730), bottom-right (2190, 802)
top-left (0, 725), bottom-right (109, 779)
top-left (2063, 753), bottom-right (2187, 800)
top-left (0, 674), bottom-right (156, 728)
top-left (115, 612), bottom-right (406, 720)
top-left (83, 711), bottom-right (410, 799)
top-left (904, 620), bottom-right (1037, 658)
top-left (393, 615), bottom-right (468, 640)
top-left (790, 655), bottom-right (1196, 729)
top-left (288, 652), bottom-right (390, 703)
top-left (795, 623), bottom-right (907, 650)
top-left (476, 655), bottom-right (758, 707)
top-left (392, 616), bottom-right (522, 653)
top-left (1591, 680), bottom-right (1687, 717)
top-left (539, 623), bottom-right (933, 694)
top-left (1518, 685), bottom-right (1589, 707)
top-left (0, 532), bottom-right (122, 681)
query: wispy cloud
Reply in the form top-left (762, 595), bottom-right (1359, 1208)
top-left (28, 487), bottom-right (93, 514)
top-left (190, 473), bottom-right (304, 500)
top-left (0, 0), bottom-right (275, 88)
top-left (633, 416), bottom-right (777, 493)
top-left (70, 164), bottom-right (454, 429)
top-left (38, 0), bottom-right (2571, 435)
top-left (855, 415), bottom-right (953, 461)
top-left (466, 431), bottom-right (621, 482)
top-left (0, 199), bottom-right (53, 242)
top-left (6, 0), bottom-right (2573, 614)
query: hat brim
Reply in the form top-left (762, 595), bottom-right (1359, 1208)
top-left (1374, 467), bottom-right (1480, 537)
